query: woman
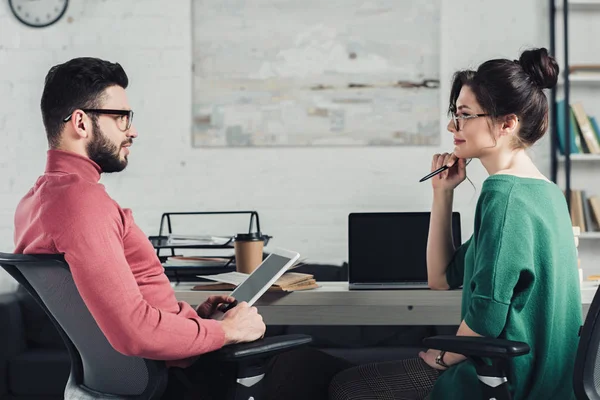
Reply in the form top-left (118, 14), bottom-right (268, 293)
top-left (329, 48), bottom-right (582, 399)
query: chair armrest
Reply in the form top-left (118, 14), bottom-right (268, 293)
top-left (423, 335), bottom-right (530, 359)
top-left (213, 334), bottom-right (312, 362)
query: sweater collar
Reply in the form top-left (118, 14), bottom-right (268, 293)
top-left (45, 149), bottom-right (102, 183)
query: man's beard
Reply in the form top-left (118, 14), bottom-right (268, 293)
top-left (87, 119), bottom-right (131, 173)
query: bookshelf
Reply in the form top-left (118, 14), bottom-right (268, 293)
top-left (581, 232), bottom-right (600, 239)
top-left (555, 0), bottom-right (600, 10)
top-left (550, 0), bottom-right (600, 277)
top-left (558, 154), bottom-right (600, 161)
top-left (558, 74), bottom-right (600, 85)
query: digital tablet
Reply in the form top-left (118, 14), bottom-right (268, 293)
top-left (210, 248), bottom-right (300, 319)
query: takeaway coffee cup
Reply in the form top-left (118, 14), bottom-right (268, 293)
top-left (234, 232), bottom-right (264, 274)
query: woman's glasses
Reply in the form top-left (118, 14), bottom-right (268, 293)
top-left (451, 113), bottom-right (489, 131)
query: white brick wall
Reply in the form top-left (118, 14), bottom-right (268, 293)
top-left (0, 0), bottom-right (550, 292)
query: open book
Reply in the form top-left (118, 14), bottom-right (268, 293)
top-left (192, 271), bottom-right (318, 292)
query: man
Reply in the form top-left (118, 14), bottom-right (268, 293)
top-left (13, 57), bottom-right (268, 398)
top-left (14, 57), bottom-right (352, 399)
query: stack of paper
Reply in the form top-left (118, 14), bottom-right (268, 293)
top-left (193, 271), bottom-right (318, 292)
top-left (573, 227), bottom-right (582, 284)
top-left (166, 234), bottom-right (233, 246)
top-left (162, 256), bottom-right (231, 267)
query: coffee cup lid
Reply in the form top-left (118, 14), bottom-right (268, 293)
top-left (234, 232), bottom-right (263, 241)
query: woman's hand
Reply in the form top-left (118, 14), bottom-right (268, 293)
top-left (430, 153), bottom-right (467, 192)
top-left (419, 349), bottom-right (448, 371)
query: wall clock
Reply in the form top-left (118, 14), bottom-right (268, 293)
top-left (9, 0), bottom-right (69, 28)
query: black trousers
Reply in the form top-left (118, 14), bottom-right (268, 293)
top-left (161, 347), bottom-right (354, 400)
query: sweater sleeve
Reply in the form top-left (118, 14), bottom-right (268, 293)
top-left (463, 189), bottom-right (533, 338)
top-left (47, 185), bottom-right (225, 360)
top-left (445, 236), bottom-right (472, 289)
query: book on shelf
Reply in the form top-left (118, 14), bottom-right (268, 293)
top-left (568, 190), bottom-right (600, 233)
top-left (590, 117), bottom-right (600, 148)
top-left (192, 271), bottom-right (318, 292)
top-left (571, 190), bottom-right (586, 232)
top-left (581, 191), bottom-right (595, 232)
top-left (571, 103), bottom-right (600, 154)
top-left (556, 100), bottom-right (583, 155)
top-left (555, 100), bottom-right (600, 155)
top-left (589, 196), bottom-right (600, 232)
top-left (569, 64), bottom-right (600, 74)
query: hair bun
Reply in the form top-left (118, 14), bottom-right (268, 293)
top-left (518, 48), bottom-right (559, 89)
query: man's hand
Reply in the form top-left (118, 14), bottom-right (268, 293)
top-left (220, 301), bottom-right (266, 345)
top-left (196, 295), bottom-right (236, 319)
top-left (419, 349), bottom-right (448, 371)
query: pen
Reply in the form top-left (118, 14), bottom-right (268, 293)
top-left (419, 165), bottom-right (449, 182)
top-left (419, 158), bottom-right (471, 182)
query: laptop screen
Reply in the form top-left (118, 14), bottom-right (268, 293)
top-left (348, 212), bottom-right (462, 283)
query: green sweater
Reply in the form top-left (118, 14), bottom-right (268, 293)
top-left (430, 175), bottom-right (582, 400)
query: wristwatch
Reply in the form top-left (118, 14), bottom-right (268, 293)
top-left (435, 351), bottom-right (451, 368)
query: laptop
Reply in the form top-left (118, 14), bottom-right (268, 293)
top-left (209, 247), bottom-right (300, 319)
top-left (348, 212), bottom-right (461, 290)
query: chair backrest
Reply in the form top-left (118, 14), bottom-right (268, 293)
top-left (0, 253), bottom-right (167, 400)
top-left (574, 284), bottom-right (600, 400)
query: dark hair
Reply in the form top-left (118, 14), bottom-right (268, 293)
top-left (448, 48), bottom-right (559, 148)
top-left (41, 57), bottom-right (129, 148)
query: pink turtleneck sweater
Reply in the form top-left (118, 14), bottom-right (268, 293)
top-left (13, 149), bottom-right (225, 367)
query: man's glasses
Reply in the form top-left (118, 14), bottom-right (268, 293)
top-left (63, 109), bottom-right (134, 131)
top-left (451, 113), bottom-right (489, 131)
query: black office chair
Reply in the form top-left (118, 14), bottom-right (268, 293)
top-left (0, 253), bottom-right (312, 400)
top-left (424, 284), bottom-right (600, 400)
top-left (574, 283), bottom-right (600, 400)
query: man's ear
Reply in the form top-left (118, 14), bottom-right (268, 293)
top-left (69, 110), bottom-right (91, 140)
top-left (499, 114), bottom-right (519, 137)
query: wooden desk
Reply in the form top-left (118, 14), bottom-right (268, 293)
top-left (174, 281), bottom-right (597, 326)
